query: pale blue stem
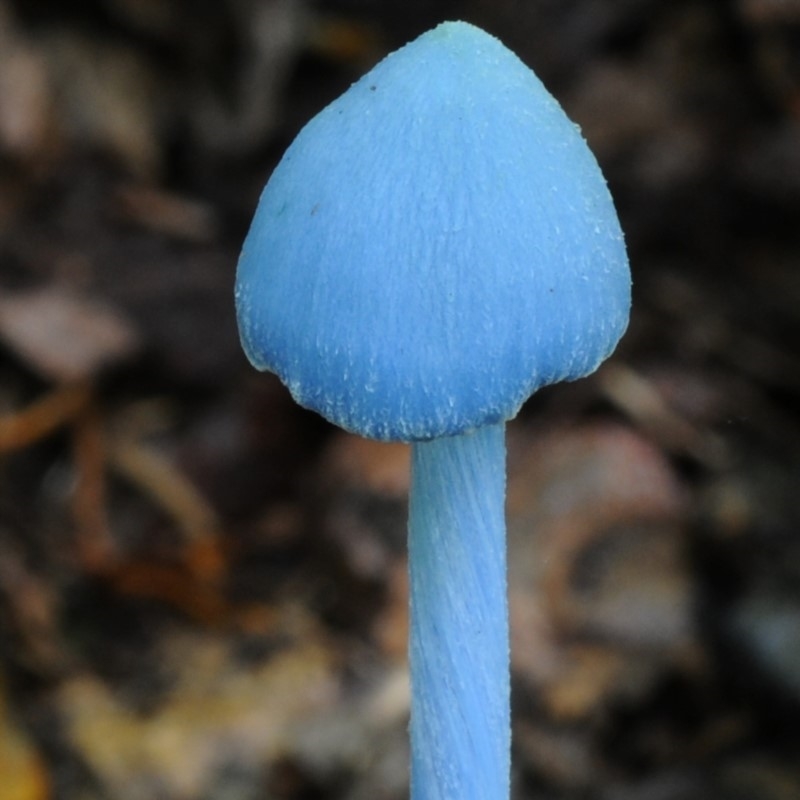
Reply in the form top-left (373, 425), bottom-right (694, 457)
top-left (409, 422), bottom-right (509, 800)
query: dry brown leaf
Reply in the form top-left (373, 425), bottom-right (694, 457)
top-left (0, 289), bottom-right (139, 382)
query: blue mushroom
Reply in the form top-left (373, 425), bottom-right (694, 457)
top-left (236, 20), bottom-right (630, 800)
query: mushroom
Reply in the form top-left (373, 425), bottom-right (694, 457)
top-left (235, 20), bottom-right (630, 800)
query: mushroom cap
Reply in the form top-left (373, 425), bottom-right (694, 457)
top-left (236, 21), bottom-right (630, 441)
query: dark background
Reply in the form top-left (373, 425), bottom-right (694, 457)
top-left (1, 1), bottom-right (799, 798)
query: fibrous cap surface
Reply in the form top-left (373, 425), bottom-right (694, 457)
top-left (236, 21), bottom-right (631, 441)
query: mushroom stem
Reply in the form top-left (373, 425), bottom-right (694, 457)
top-left (409, 421), bottom-right (509, 800)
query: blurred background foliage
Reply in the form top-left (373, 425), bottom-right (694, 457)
top-left (1, 1), bottom-right (800, 798)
